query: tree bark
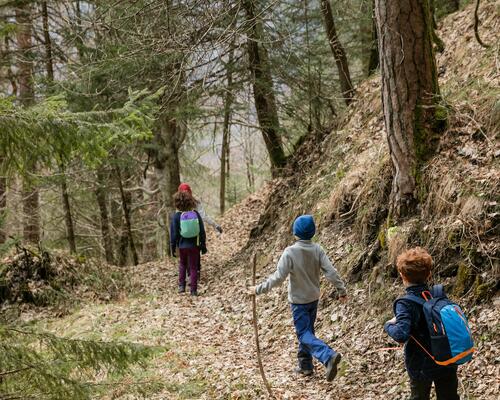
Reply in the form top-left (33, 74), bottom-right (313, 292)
top-left (320, 0), bottom-right (355, 106)
top-left (375, 0), bottom-right (443, 221)
top-left (116, 167), bottom-right (139, 266)
top-left (95, 169), bottom-right (115, 264)
top-left (219, 44), bottom-right (235, 215)
top-left (16, 4), bottom-right (40, 244)
top-left (243, 0), bottom-right (286, 177)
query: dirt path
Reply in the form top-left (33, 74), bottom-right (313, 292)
top-left (35, 189), bottom-right (499, 399)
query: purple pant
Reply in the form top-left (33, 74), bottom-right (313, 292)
top-left (179, 248), bottom-right (200, 292)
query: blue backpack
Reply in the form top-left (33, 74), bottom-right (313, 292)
top-left (398, 285), bottom-right (474, 366)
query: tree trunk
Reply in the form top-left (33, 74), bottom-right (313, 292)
top-left (16, 4), bottom-right (40, 244)
top-left (41, 1), bottom-right (54, 82)
top-left (367, 0), bottom-right (379, 75)
top-left (155, 115), bottom-right (182, 210)
top-left (219, 44), bottom-right (235, 215)
top-left (243, 0), bottom-right (286, 177)
top-left (116, 167), bottom-right (139, 266)
top-left (74, 0), bottom-right (86, 60)
top-left (110, 197), bottom-right (125, 265)
top-left (244, 136), bottom-right (256, 193)
top-left (320, 0), bottom-right (355, 106)
top-left (375, 0), bottom-right (443, 222)
top-left (43, 3), bottom-right (78, 254)
top-left (60, 169), bottom-right (77, 254)
top-left (152, 113), bottom-right (182, 254)
top-left (95, 169), bottom-right (115, 264)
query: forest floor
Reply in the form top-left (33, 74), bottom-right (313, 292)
top-left (25, 185), bottom-right (499, 399)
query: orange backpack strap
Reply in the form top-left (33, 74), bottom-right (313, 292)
top-left (421, 290), bottom-right (432, 301)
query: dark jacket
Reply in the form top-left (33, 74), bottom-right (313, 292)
top-left (384, 284), bottom-right (457, 381)
top-left (169, 210), bottom-right (206, 254)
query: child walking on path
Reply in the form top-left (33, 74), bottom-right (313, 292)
top-left (170, 191), bottom-right (207, 296)
top-left (178, 183), bottom-right (222, 234)
top-left (248, 215), bottom-right (347, 382)
top-left (384, 248), bottom-right (460, 400)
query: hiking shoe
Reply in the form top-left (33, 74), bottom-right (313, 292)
top-left (325, 353), bottom-right (342, 382)
top-left (294, 367), bottom-right (313, 376)
top-left (178, 286), bottom-right (185, 293)
top-left (190, 290), bottom-right (198, 296)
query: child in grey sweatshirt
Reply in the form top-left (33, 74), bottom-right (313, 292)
top-left (248, 215), bottom-right (347, 382)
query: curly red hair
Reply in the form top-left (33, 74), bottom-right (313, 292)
top-left (396, 247), bottom-right (433, 284)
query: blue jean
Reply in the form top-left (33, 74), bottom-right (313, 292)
top-left (291, 300), bottom-right (335, 370)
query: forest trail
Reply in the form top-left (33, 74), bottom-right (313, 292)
top-left (33, 184), bottom-right (498, 399)
top-left (2, 1), bottom-right (499, 399)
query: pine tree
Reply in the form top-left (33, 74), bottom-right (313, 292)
top-left (375, 0), bottom-right (445, 221)
top-left (0, 325), bottom-right (155, 399)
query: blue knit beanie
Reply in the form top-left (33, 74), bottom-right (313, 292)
top-left (293, 215), bottom-right (316, 240)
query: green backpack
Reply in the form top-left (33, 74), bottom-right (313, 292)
top-left (180, 211), bottom-right (200, 238)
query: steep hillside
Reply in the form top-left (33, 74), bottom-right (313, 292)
top-left (243, 0), bottom-right (499, 302)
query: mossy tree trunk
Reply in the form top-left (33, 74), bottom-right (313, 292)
top-left (16, 4), bottom-right (40, 243)
top-left (320, 0), bottom-right (355, 105)
top-left (375, 0), bottom-right (443, 222)
top-left (243, 0), bottom-right (286, 177)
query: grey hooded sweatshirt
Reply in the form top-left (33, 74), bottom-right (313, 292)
top-left (255, 240), bottom-right (347, 304)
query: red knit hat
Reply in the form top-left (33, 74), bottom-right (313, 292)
top-left (178, 183), bottom-right (192, 194)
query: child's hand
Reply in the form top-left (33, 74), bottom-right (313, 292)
top-left (386, 317), bottom-right (397, 325)
top-left (246, 286), bottom-right (256, 296)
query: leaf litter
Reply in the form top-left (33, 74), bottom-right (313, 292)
top-left (24, 180), bottom-right (499, 399)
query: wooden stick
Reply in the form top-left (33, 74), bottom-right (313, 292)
top-left (252, 253), bottom-right (274, 399)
